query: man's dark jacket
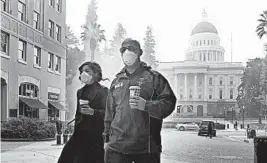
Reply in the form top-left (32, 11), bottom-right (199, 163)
top-left (104, 62), bottom-right (177, 154)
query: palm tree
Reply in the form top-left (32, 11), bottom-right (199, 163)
top-left (256, 11), bottom-right (267, 39)
top-left (81, 22), bottom-right (106, 61)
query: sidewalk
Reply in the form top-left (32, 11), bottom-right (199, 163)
top-left (225, 131), bottom-right (267, 144)
top-left (1, 140), bottom-right (187, 163)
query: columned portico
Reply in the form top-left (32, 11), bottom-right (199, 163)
top-left (194, 74), bottom-right (197, 99)
top-left (174, 74), bottom-right (178, 96)
top-left (184, 73), bottom-right (188, 100)
top-left (204, 74), bottom-right (207, 100)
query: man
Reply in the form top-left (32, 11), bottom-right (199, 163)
top-left (103, 38), bottom-right (177, 163)
top-left (56, 117), bottom-right (62, 135)
top-left (207, 121), bottom-right (213, 139)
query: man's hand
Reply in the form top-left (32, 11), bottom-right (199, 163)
top-left (80, 105), bottom-right (94, 115)
top-left (129, 96), bottom-right (146, 111)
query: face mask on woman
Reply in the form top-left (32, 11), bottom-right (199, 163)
top-left (80, 71), bottom-right (93, 84)
top-left (122, 50), bottom-right (138, 66)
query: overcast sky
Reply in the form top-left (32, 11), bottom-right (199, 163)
top-left (66, 0), bottom-right (267, 64)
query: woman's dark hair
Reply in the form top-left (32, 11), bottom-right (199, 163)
top-left (78, 61), bottom-right (109, 82)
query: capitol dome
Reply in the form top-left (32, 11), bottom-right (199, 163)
top-left (185, 9), bottom-right (225, 63)
top-left (191, 21), bottom-right (218, 35)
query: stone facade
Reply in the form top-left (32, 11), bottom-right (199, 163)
top-left (1, 0), bottom-right (67, 121)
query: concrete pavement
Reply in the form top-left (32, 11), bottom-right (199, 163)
top-left (1, 140), bottom-right (186, 163)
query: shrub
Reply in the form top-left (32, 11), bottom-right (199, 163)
top-left (215, 123), bottom-right (225, 130)
top-left (1, 116), bottom-right (56, 139)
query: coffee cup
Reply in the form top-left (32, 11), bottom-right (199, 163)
top-left (129, 86), bottom-right (141, 97)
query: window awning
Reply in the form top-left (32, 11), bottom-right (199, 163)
top-left (19, 97), bottom-right (48, 109)
top-left (48, 101), bottom-right (65, 110)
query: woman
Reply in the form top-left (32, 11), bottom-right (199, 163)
top-left (58, 61), bottom-right (108, 163)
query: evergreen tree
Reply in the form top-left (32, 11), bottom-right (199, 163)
top-left (109, 23), bottom-right (127, 57)
top-left (101, 23), bottom-right (127, 81)
top-left (237, 58), bottom-right (264, 123)
top-left (65, 25), bottom-right (79, 48)
top-left (142, 26), bottom-right (158, 68)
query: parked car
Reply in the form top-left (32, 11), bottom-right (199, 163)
top-left (176, 122), bottom-right (199, 131)
top-left (198, 120), bottom-right (216, 137)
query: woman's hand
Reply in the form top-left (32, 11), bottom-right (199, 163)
top-left (80, 105), bottom-right (94, 115)
top-left (104, 143), bottom-right (108, 149)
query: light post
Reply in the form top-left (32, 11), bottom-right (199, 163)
top-left (224, 107), bottom-right (226, 125)
top-left (242, 105), bottom-right (245, 129)
top-left (232, 107), bottom-right (234, 123)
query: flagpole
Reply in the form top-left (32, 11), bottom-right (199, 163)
top-left (231, 32), bottom-right (233, 62)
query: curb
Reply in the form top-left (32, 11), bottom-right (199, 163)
top-left (1, 138), bottom-right (56, 142)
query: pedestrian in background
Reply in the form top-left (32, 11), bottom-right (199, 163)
top-left (58, 62), bottom-right (108, 163)
top-left (235, 121), bottom-right (238, 130)
top-left (207, 121), bottom-right (213, 139)
top-left (103, 38), bottom-right (177, 163)
top-left (55, 117), bottom-right (63, 135)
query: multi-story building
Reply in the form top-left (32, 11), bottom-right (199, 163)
top-left (1, 0), bottom-right (67, 121)
top-left (157, 10), bottom-right (244, 118)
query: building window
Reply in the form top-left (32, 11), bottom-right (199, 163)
top-left (211, 40), bottom-right (213, 45)
top-left (1, 0), bottom-right (8, 12)
top-left (55, 56), bottom-right (61, 73)
top-left (18, 39), bottom-right (26, 61)
top-left (34, 46), bottom-right (41, 66)
top-left (19, 83), bottom-right (39, 118)
top-left (208, 52), bottom-right (211, 61)
top-left (18, 0), bottom-right (26, 22)
top-left (56, 25), bottom-right (61, 42)
top-left (180, 90), bottom-right (183, 99)
top-left (230, 89), bottom-right (234, 99)
top-left (209, 89), bottom-right (212, 99)
top-left (48, 20), bottom-right (54, 38)
top-left (19, 103), bottom-right (39, 118)
top-left (230, 76), bottom-right (234, 85)
top-left (1, 31), bottom-right (9, 55)
top-left (56, 0), bottom-right (61, 12)
top-left (19, 83), bottom-right (39, 98)
top-left (208, 40), bottom-right (209, 45)
top-left (33, 12), bottom-right (40, 30)
top-left (48, 53), bottom-right (54, 70)
top-left (198, 78), bottom-right (202, 85)
top-left (204, 40), bottom-right (205, 45)
top-left (196, 41), bottom-right (198, 46)
top-left (219, 89), bottom-right (223, 99)
top-left (34, 0), bottom-right (40, 11)
top-left (189, 89), bottom-right (192, 99)
top-left (198, 90), bottom-right (202, 99)
top-left (49, 0), bottom-right (54, 7)
top-left (200, 40), bottom-right (202, 46)
top-left (219, 77), bottom-right (223, 85)
top-left (209, 77), bottom-right (212, 85)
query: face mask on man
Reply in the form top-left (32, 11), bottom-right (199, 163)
top-left (122, 50), bottom-right (138, 66)
top-left (80, 71), bottom-right (92, 84)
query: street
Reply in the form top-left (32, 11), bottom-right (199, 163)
top-left (1, 128), bottom-right (262, 163)
top-left (161, 129), bottom-right (254, 163)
